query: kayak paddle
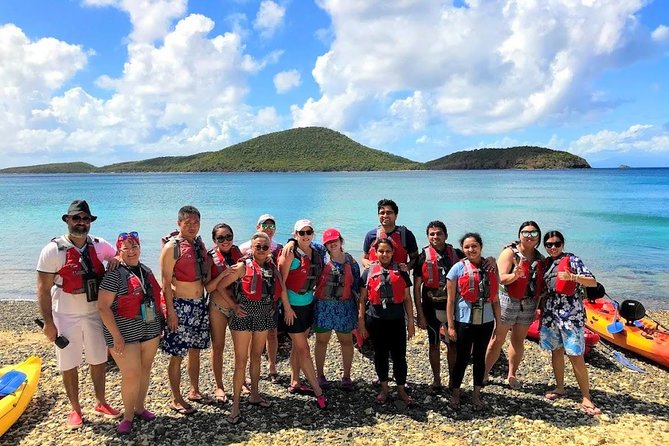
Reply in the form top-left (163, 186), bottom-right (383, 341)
top-left (606, 300), bottom-right (624, 334)
top-left (596, 341), bottom-right (645, 373)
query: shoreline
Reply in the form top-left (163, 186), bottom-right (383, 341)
top-left (1, 301), bottom-right (668, 445)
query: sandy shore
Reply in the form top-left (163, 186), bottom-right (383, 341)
top-left (1, 300), bottom-right (668, 446)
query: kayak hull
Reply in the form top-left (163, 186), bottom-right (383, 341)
top-left (0, 356), bottom-right (41, 437)
top-left (584, 299), bottom-right (669, 369)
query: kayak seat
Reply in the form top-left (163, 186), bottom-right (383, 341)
top-left (0, 370), bottom-right (28, 397)
top-left (619, 300), bottom-right (646, 325)
top-left (586, 282), bottom-right (606, 301)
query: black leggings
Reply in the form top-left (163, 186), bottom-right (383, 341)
top-left (366, 316), bottom-right (407, 385)
top-left (452, 321), bottom-right (494, 389)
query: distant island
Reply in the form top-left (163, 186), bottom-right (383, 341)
top-left (0, 127), bottom-right (590, 173)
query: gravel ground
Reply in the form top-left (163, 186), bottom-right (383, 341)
top-left (1, 300), bottom-right (668, 446)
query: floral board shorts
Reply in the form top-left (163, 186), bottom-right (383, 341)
top-left (161, 296), bottom-right (211, 357)
top-left (539, 321), bottom-right (585, 356)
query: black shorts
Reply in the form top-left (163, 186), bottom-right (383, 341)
top-left (422, 300), bottom-right (449, 346)
top-left (279, 302), bottom-right (314, 334)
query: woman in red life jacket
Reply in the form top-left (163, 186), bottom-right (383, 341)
top-left (204, 223), bottom-right (243, 404)
top-left (485, 221), bottom-right (544, 390)
top-left (358, 238), bottom-right (415, 406)
top-left (540, 231), bottom-right (601, 417)
top-left (446, 233), bottom-right (500, 412)
top-left (313, 228), bottom-right (361, 391)
top-left (216, 232), bottom-right (287, 425)
top-left (278, 219), bottom-right (327, 409)
top-left (98, 232), bottom-right (162, 435)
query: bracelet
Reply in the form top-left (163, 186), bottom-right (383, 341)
top-left (571, 273), bottom-right (578, 282)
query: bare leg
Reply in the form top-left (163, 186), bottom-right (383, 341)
top-left (314, 331), bottom-right (332, 378)
top-left (484, 322), bottom-right (512, 381)
top-left (549, 348), bottom-right (566, 394)
top-left (230, 330), bottom-right (252, 418)
top-left (249, 331), bottom-right (269, 402)
top-left (90, 362), bottom-right (108, 406)
top-left (567, 354), bottom-right (597, 409)
top-left (136, 337), bottom-right (160, 413)
top-left (62, 368), bottom-right (81, 413)
top-left (428, 343), bottom-right (441, 387)
top-left (508, 324), bottom-right (531, 381)
top-left (289, 345), bottom-right (301, 387)
top-left (335, 332), bottom-right (354, 380)
top-left (210, 307), bottom-right (229, 398)
top-left (110, 344), bottom-right (141, 422)
top-left (168, 355), bottom-right (190, 409)
top-left (266, 328), bottom-right (278, 375)
top-left (187, 348), bottom-right (201, 398)
top-left (289, 331), bottom-right (323, 396)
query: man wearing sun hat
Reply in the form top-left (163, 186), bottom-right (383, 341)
top-left (36, 200), bottom-right (122, 429)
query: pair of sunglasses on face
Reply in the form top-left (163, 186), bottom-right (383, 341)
top-left (521, 230), bottom-right (539, 238)
top-left (544, 241), bottom-right (563, 248)
top-left (297, 229), bottom-right (313, 236)
top-left (215, 234), bottom-right (234, 243)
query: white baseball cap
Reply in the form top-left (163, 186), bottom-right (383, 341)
top-left (257, 214), bottom-right (276, 225)
top-left (293, 219), bottom-right (313, 232)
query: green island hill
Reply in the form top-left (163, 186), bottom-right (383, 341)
top-left (0, 127), bottom-right (589, 173)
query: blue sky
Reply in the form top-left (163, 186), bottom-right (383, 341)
top-left (1, 0), bottom-right (668, 168)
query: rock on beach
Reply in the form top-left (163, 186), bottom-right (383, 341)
top-left (1, 300), bottom-right (668, 446)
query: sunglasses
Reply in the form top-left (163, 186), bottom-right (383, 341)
top-left (71, 215), bottom-right (92, 223)
top-left (215, 234), bottom-right (234, 243)
top-left (521, 230), bottom-right (539, 238)
top-left (544, 241), bottom-right (563, 248)
top-left (254, 244), bottom-right (271, 251)
top-left (118, 231), bottom-right (139, 241)
top-left (297, 229), bottom-right (314, 236)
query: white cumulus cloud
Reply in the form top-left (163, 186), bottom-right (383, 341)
top-left (274, 70), bottom-right (301, 93)
top-left (254, 0), bottom-right (286, 38)
top-left (569, 124), bottom-right (669, 155)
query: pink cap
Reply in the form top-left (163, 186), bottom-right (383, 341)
top-left (322, 228), bottom-right (342, 244)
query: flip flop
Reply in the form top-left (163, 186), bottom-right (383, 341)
top-left (545, 391), bottom-right (566, 401)
top-left (375, 392), bottom-right (388, 405)
top-left (247, 398), bottom-right (272, 408)
top-left (507, 377), bottom-right (522, 390)
top-left (226, 413), bottom-right (241, 425)
top-left (214, 393), bottom-right (229, 404)
top-left (170, 403), bottom-right (196, 415)
top-left (580, 403), bottom-right (602, 417)
top-left (287, 384), bottom-right (314, 395)
top-left (188, 394), bottom-right (215, 404)
top-left (268, 373), bottom-right (280, 384)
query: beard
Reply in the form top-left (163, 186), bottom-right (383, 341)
top-left (69, 225), bottom-right (89, 238)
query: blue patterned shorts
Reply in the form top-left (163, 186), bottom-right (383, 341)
top-left (539, 322), bottom-right (585, 356)
top-left (161, 296), bottom-right (210, 356)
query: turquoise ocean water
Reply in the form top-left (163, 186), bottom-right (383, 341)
top-left (1, 169), bottom-right (668, 308)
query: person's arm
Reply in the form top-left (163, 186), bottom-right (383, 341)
top-left (361, 233), bottom-right (373, 268)
top-left (97, 280), bottom-right (124, 354)
top-left (559, 256), bottom-right (597, 288)
top-left (413, 275), bottom-right (426, 330)
top-left (497, 248), bottom-right (521, 285)
top-left (358, 286), bottom-right (368, 339)
top-left (160, 241), bottom-right (178, 331)
top-left (491, 298), bottom-right (501, 324)
top-left (404, 286), bottom-right (415, 340)
top-left (446, 279), bottom-right (457, 342)
top-left (36, 271), bottom-right (57, 342)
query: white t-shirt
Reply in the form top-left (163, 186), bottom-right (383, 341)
top-left (36, 235), bottom-right (116, 315)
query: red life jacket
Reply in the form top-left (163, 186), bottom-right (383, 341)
top-left (285, 246), bottom-right (324, 294)
top-left (458, 259), bottom-right (499, 304)
top-left (208, 245), bottom-right (243, 279)
top-left (162, 232), bottom-right (207, 283)
top-left (503, 242), bottom-right (545, 300)
top-left (115, 264), bottom-right (162, 320)
top-left (314, 253), bottom-right (355, 300)
top-left (545, 254), bottom-right (577, 296)
top-left (421, 245), bottom-right (458, 289)
top-left (239, 258), bottom-right (283, 302)
top-left (368, 226), bottom-right (408, 264)
top-left (54, 236), bottom-right (106, 294)
top-left (366, 262), bottom-right (406, 305)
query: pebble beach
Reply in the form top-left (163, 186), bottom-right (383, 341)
top-left (1, 300), bottom-right (668, 446)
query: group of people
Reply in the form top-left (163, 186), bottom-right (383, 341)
top-left (36, 198), bottom-right (602, 435)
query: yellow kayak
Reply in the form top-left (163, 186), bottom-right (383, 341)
top-left (0, 356), bottom-right (41, 437)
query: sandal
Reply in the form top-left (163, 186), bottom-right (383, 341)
top-left (580, 403), bottom-right (602, 417)
top-left (375, 392), bottom-right (388, 405)
top-left (545, 391), bottom-right (566, 401)
top-left (287, 384), bottom-right (314, 395)
top-left (226, 413), bottom-right (241, 425)
top-left (507, 376), bottom-right (522, 390)
top-left (169, 403), bottom-right (196, 415)
top-left (247, 398), bottom-right (272, 408)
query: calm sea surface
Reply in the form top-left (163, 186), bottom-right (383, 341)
top-left (1, 170), bottom-right (668, 308)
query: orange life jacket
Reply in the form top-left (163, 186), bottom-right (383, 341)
top-left (284, 245), bottom-right (324, 294)
top-left (314, 253), bottom-right (355, 300)
top-left (458, 259), bottom-right (499, 304)
top-left (368, 226), bottom-right (408, 264)
top-left (239, 258), bottom-right (283, 302)
top-left (54, 236), bottom-right (106, 294)
top-left (502, 242), bottom-right (545, 300)
top-left (115, 264), bottom-right (162, 320)
top-left (366, 262), bottom-right (406, 305)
